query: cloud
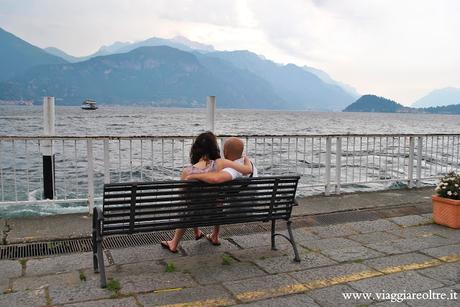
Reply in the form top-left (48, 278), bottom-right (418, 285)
top-left (0, 0), bottom-right (459, 104)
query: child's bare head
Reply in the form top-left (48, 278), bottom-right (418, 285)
top-left (223, 137), bottom-right (244, 161)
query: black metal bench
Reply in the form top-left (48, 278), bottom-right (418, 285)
top-left (93, 175), bottom-right (301, 287)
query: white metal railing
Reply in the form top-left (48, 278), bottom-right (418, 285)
top-left (0, 134), bottom-right (459, 213)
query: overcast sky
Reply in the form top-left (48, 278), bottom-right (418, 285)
top-left (1, 0), bottom-right (459, 105)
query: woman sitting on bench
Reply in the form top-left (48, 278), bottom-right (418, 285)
top-left (160, 131), bottom-right (252, 253)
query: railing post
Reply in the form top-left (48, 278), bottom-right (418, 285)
top-left (207, 96), bottom-right (216, 132)
top-left (335, 136), bottom-right (342, 194)
top-left (87, 139), bottom-right (95, 213)
top-left (325, 136), bottom-right (332, 196)
top-left (408, 136), bottom-right (415, 188)
top-left (103, 140), bottom-right (110, 184)
top-left (42, 96), bottom-right (55, 199)
top-left (416, 136), bottom-right (423, 187)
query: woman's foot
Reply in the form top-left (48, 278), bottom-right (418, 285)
top-left (160, 241), bottom-right (178, 253)
top-left (195, 230), bottom-right (205, 240)
top-left (206, 234), bottom-right (221, 246)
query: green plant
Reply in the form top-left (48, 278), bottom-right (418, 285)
top-left (165, 262), bottom-right (176, 272)
top-left (106, 278), bottom-right (121, 293)
top-left (222, 254), bottom-right (233, 265)
top-left (19, 259), bottom-right (27, 266)
top-left (436, 171), bottom-right (460, 200)
top-left (79, 271), bottom-right (86, 282)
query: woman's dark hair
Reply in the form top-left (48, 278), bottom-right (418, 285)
top-left (190, 131), bottom-right (221, 164)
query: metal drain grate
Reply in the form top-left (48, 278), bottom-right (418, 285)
top-left (0, 222), bottom-right (269, 260)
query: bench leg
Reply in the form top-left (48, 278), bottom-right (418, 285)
top-left (271, 220), bottom-right (277, 250)
top-left (97, 241), bottom-right (107, 288)
top-left (286, 220), bottom-right (300, 262)
top-left (92, 230), bottom-right (98, 273)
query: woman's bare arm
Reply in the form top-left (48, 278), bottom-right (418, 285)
top-left (216, 157), bottom-right (252, 174)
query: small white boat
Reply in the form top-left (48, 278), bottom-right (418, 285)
top-left (81, 99), bottom-right (98, 110)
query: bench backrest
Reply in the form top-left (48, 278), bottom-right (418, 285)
top-left (102, 176), bottom-right (300, 236)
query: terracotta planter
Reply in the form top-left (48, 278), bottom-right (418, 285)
top-left (432, 195), bottom-right (460, 229)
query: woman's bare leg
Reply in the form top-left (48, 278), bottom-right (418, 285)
top-left (211, 225), bottom-right (220, 244)
top-left (193, 227), bottom-right (204, 238)
top-left (164, 228), bottom-right (186, 251)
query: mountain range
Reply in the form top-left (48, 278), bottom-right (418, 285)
top-left (412, 87), bottom-right (460, 108)
top-left (0, 28), bottom-right (66, 81)
top-left (344, 94), bottom-right (460, 115)
top-left (0, 27), bottom-right (358, 110)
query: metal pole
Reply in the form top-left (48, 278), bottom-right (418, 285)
top-left (408, 136), bottom-right (415, 188)
top-left (87, 139), bottom-right (95, 213)
top-left (206, 96), bottom-right (216, 132)
top-left (335, 137), bottom-right (342, 194)
top-left (42, 96), bottom-right (55, 199)
top-left (416, 137), bottom-right (423, 187)
top-left (325, 136), bottom-right (332, 196)
top-left (103, 140), bottom-right (110, 184)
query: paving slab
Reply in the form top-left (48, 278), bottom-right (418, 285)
top-left (160, 253), bottom-right (234, 273)
top-left (181, 238), bottom-right (239, 256)
top-left (12, 271), bottom-right (80, 291)
top-left (108, 260), bottom-right (164, 278)
top-left (347, 219), bottom-right (400, 234)
top-left (320, 245), bottom-right (384, 262)
top-left (309, 223), bottom-right (359, 238)
top-left (417, 263), bottom-right (460, 286)
top-left (0, 260), bottom-right (22, 281)
top-left (348, 231), bottom-right (403, 244)
top-left (223, 273), bottom-right (303, 302)
top-left (298, 237), bottom-right (363, 251)
top-left (387, 227), bottom-right (440, 239)
top-left (349, 271), bottom-right (444, 295)
top-left (292, 228), bottom-right (321, 241)
top-left (420, 244), bottom-right (460, 259)
top-left (229, 233), bottom-right (274, 249)
top-left (137, 285), bottom-right (235, 306)
top-left (109, 245), bottom-right (181, 265)
top-left (119, 271), bottom-right (196, 294)
top-left (401, 224), bottom-right (460, 242)
top-left (254, 253), bottom-right (336, 274)
top-left (0, 280), bottom-right (10, 293)
top-left (290, 262), bottom-right (377, 284)
top-left (388, 215), bottom-right (433, 227)
top-left (62, 297), bottom-right (139, 307)
top-left (363, 253), bottom-right (437, 273)
top-left (294, 188), bottom-right (432, 216)
top-left (25, 252), bottom-right (108, 276)
top-left (405, 285), bottom-right (460, 307)
top-left (190, 261), bottom-right (267, 285)
top-left (6, 214), bottom-right (91, 243)
top-left (228, 244), bottom-right (290, 262)
top-left (308, 284), bottom-right (373, 307)
top-left (237, 293), bottom-right (319, 306)
top-left (0, 289), bottom-right (47, 307)
top-left (48, 279), bottom-right (112, 305)
top-left (367, 237), bottom-right (455, 255)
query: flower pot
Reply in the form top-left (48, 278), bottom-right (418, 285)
top-left (432, 195), bottom-right (460, 229)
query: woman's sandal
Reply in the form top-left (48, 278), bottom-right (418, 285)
top-left (161, 241), bottom-right (178, 253)
top-left (206, 234), bottom-right (221, 246)
top-left (195, 232), bottom-right (205, 240)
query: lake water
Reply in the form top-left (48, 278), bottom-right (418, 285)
top-left (2, 105), bottom-right (460, 136)
top-left (1, 105), bottom-right (460, 217)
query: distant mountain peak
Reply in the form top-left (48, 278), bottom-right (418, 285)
top-left (344, 94), bottom-right (404, 113)
top-left (412, 87), bottom-right (460, 108)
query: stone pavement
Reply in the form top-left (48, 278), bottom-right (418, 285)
top-left (1, 212), bottom-right (459, 306)
top-left (1, 187), bottom-right (433, 244)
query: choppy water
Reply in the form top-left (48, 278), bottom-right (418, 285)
top-left (1, 105), bottom-right (460, 217)
top-left (2, 105), bottom-right (460, 136)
